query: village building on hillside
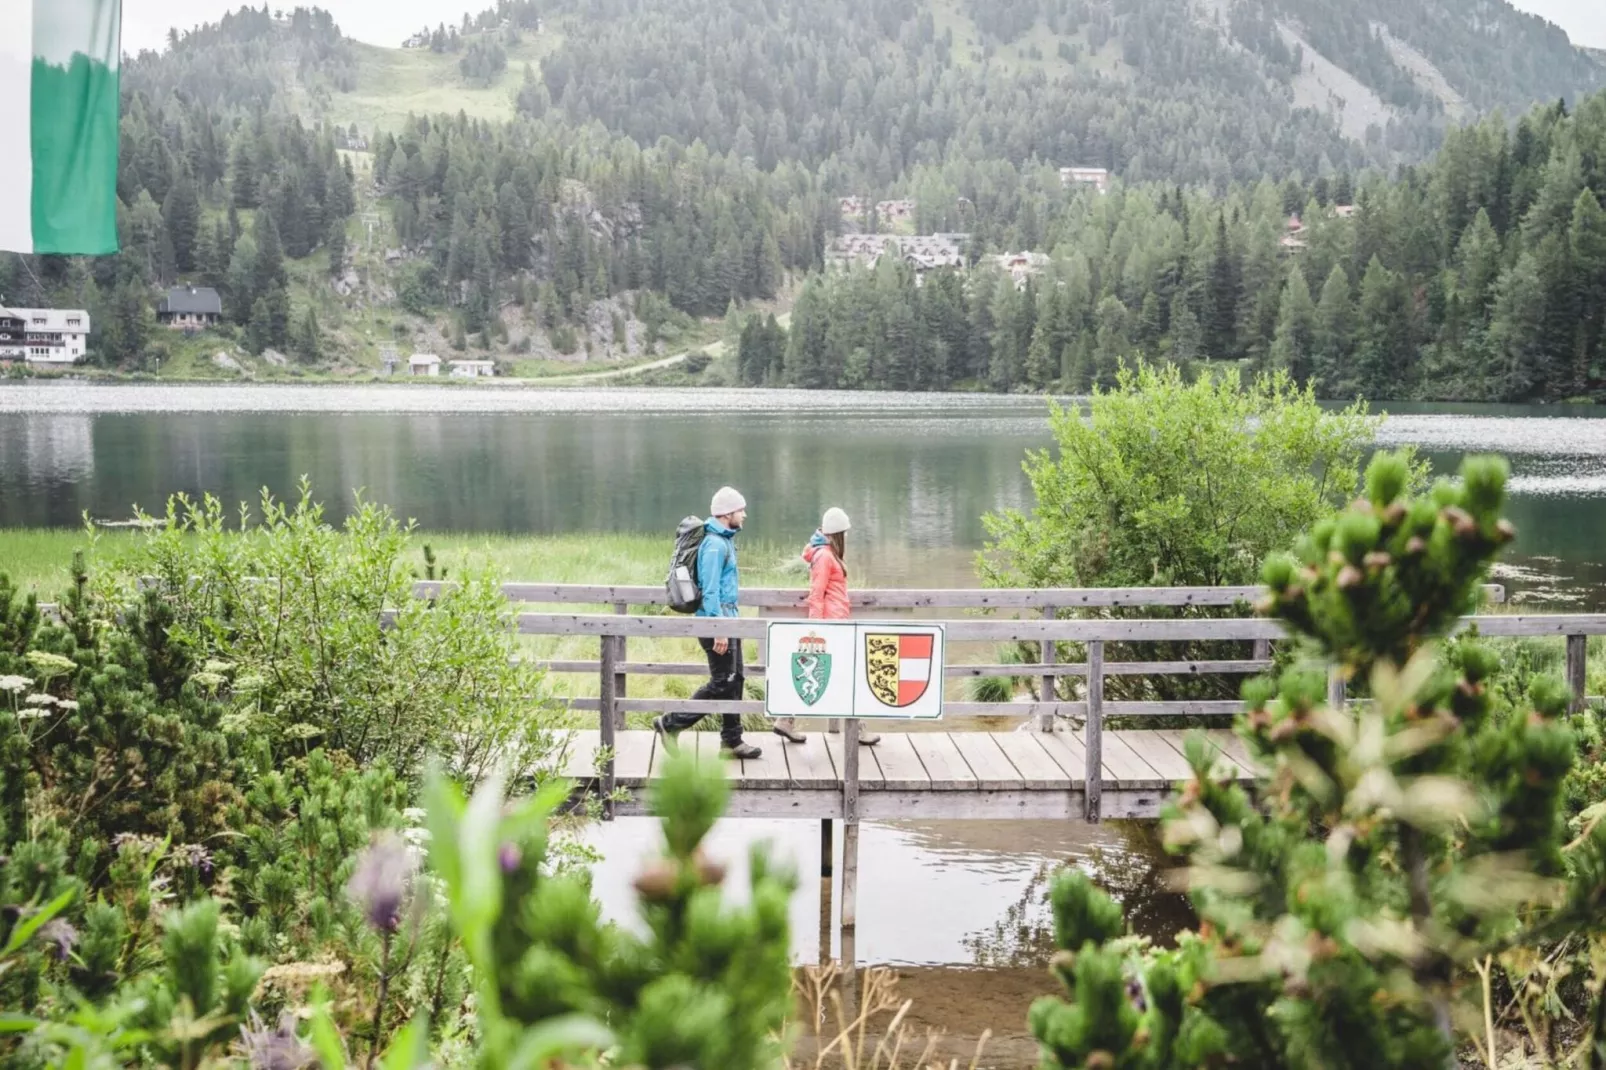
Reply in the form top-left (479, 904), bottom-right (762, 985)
top-left (828, 233), bottom-right (967, 274)
top-left (0, 307), bottom-right (91, 364)
top-left (838, 196), bottom-right (867, 217)
top-left (156, 286), bottom-right (222, 331)
top-left (1281, 213), bottom-right (1309, 252)
top-left (449, 359), bottom-right (495, 378)
top-left (1059, 166), bottom-right (1111, 193)
top-left (409, 353), bottom-right (442, 376)
top-left (992, 251), bottom-right (1051, 288)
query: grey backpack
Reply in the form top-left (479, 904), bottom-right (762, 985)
top-left (666, 516), bottom-right (707, 613)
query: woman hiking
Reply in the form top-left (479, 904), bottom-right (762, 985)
top-left (773, 507), bottom-right (880, 746)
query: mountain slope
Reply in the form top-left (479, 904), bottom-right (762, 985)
top-left (521, 0), bottom-right (1604, 183)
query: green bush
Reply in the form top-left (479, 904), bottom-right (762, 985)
top-left (1029, 453), bottom-right (1606, 1068)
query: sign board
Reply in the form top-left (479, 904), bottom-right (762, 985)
top-left (764, 621), bottom-right (945, 720)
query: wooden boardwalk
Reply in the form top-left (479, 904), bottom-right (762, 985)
top-left (560, 728), bottom-right (1256, 821)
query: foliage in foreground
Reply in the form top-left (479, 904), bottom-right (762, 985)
top-left (1029, 452), bottom-right (1606, 1068)
top-left (1, 750), bottom-right (796, 1069)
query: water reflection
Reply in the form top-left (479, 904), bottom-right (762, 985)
top-left (580, 816), bottom-right (1183, 967)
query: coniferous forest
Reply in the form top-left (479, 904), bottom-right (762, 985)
top-left (1, 0), bottom-right (1604, 401)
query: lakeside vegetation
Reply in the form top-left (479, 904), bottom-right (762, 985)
top-left (3, 369), bottom-right (1606, 1063)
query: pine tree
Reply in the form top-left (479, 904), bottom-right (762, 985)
top-left (1269, 267), bottom-right (1316, 383)
top-left (298, 308), bottom-right (321, 363)
top-left (326, 219), bottom-right (347, 277)
top-left (1313, 264), bottom-right (1353, 395)
top-left (1205, 214), bottom-right (1240, 359)
top-left (162, 168), bottom-right (202, 275)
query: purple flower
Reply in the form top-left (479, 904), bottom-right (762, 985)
top-left (498, 841), bottom-right (522, 874)
top-left (346, 832), bottom-right (416, 934)
top-left (38, 918), bottom-right (77, 962)
top-left (239, 1011), bottom-right (317, 1070)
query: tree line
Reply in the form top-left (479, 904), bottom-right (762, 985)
top-left (747, 90), bottom-right (1606, 402)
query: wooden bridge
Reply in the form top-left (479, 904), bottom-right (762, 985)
top-left (414, 579), bottom-right (1604, 927)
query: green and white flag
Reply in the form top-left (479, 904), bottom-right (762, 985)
top-left (0, 0), bottom-right (121, 254)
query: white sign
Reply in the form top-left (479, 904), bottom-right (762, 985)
top-left (764, 621), bottom-right (946, 720)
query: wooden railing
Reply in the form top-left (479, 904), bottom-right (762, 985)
top-left (401, 580), bottom-right (1606, 822)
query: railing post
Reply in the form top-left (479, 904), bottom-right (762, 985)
top-left (612, 601), bottom-right (629, 713)
top-left (1327, 665), bottom-right (1345, 711)
top-left (1039, 604), bottom-right (1057, 732)
top-left (1567, 633), bottom-right (1587, 713)
top-left (841, 718), bottom-right (860, 929)
top-left (1252, 638), bottom-right (1270, 663)
top-left (599, 631), bottom-right (618, 820)
top-left (1084, 640), bottom-right (1103, 823)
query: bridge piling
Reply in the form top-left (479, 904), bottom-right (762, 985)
top-left (841, 719), bottom-right (861, 929)
top-left (1084, 640), bottom-right (1104, 822)
top-left (1567, 633), bottom-right (1588, 713)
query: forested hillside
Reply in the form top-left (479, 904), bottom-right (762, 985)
top-left (529, 0), bottom-right (1604, 185)
top-left (1, 0), bottom-right (1603, 399)
top-left (757, 92), bottom-right (1606, 402)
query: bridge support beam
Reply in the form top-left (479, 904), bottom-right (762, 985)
top-left (1567, 633), bottom-right (1588, 713)
top-left (841, 719), bottom-right (860, 929)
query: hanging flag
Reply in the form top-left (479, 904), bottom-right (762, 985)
top-left (0, 0), bottom-right (121, 255)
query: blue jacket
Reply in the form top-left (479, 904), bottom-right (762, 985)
top-left (695, 519), bottom-right (740, 618)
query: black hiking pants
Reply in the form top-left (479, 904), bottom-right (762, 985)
top-left (663, 636), bottom-right (745, 745)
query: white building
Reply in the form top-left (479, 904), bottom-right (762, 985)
top-left (1059, 166), bottom-right (1111, 193)
top-left (0, 307), bottom-right (91, 364)
top-left (449, 359), bottom-right (495, 378)
top-left (409, 353), bottom-right (442, 376)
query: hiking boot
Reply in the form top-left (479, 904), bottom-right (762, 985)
top-left (652, 716), bottom-right (680, 752)
top-left (722, 740), bottom-right (762, 760)
top-left (859, 731), bottom-right (881, 746)
top-left (772, 718), bottom-right (807, 744)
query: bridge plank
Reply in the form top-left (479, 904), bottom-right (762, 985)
top-left (1202, 729), bottom-right (1255, 772)
top-left (990, 732), bottom-right (1075, 789)
top-left (1155, 728), bottom-right (1245, 780)
top-left (952, 733), bottom-right (1025, 790)
top-left (1033, 731), bottom-right (1090, 786)
top-left (822, 733), bottom-right (886, 790)
top-left (870, 733), bottom-right (933, 790)
top-left (1124, 731), bottom-right (1194, 784)
top-left (1099, 733), bottom-right (1167, 789)
top-left (562, 730), bottom-right (601, 781)
top-left (908, 733), bottom-right (979, 790)
top-left (610, 731), bottom-right (656, 785)
top-left (738, 737), bottom-right (794, 790)
top-left (783, 732), bottom-right (839, 789)
top-left (691, 731), bottom-right (742, 779)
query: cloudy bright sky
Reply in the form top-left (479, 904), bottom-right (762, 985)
top-left (119, 0), bottom-right (1606, 57)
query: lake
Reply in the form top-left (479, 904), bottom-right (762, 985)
top-left (3, 384), bottom-right (1606, 600)
top-left (4, 382), bottom-right (1606, 1061)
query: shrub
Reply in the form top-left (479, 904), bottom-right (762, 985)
top-left (1029, 453), bottom-right (1606, 1068)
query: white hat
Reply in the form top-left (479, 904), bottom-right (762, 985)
top-left (821, 507), bottom-right (851, 535)
top-left (710, 486), bottom-right (747, 518)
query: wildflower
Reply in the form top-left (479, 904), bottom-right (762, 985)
top-left (24, 694), bottom-right (57, 707)
top-left (498, 841), bottom-right (522, 873)
top-left (0, 675), bottom-right (32, 694)
top-left (173, 842), bottom-right (215, 877)
top-left (38, 918), bottom-right (78, 962)
top-left (24, 651), bottom-right (76, 679)
top-left (346, 832), bottom-right (416, 934)
top-left (238, 1010), bottom-right (317, 1070)
top-left (57, 699), bottom-right (79, 711)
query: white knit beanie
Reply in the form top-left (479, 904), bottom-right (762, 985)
top-left (709, 486), bottom-right (747, 518)
top-left (820, 507), bottom-right (851, 535)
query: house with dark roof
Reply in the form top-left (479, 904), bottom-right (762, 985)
top-left (157, 285), bottom-right (223, 331)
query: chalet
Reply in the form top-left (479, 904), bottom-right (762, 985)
top-left (828, 233), bottom-right (968, 271)
top-left (0, 308), bottom-right (25, 361)
top-left (839, 196), bottom-right (867, 217)
top-left (409, 353), bottom-right (442, 376)
top-left (1059, 166), bottom-right (1111, 193)
top-left (449, 359), bottom-right (495, 378)
top-left (1332, 204), bottom-right (1357, 219)
top-left (3, 307), bottom-right (90, 363)
top-left (157, 286), bottom-right (222, 331)
top-left (992, 251), bottom-right (1050, 288)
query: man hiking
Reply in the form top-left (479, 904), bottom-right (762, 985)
top-left (654, 486), bottom-right (763, 759)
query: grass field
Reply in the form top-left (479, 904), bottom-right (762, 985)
top-left (326, 35), bottom-right (560, 133)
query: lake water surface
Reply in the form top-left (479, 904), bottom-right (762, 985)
top-left (4, 382), bottom-right (1606, 1061)
top-left (4, 384), bottom-right (1606, 599)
